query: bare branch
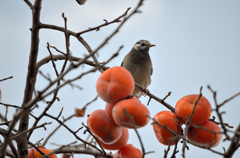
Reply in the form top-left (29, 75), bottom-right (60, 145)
top-left (11, 122), bottom-right (51, 140)
top-left (135, 82), bottom-right (175, 112)
top-left (23, 0), bottom-right (33, 10)
top-left (82, 123), bottom-right (107, 157)
top-left (0, 76), bottom-right (13, 82)
top-left (27, 141), bottom-right (50, 158)
top-left (123, 108), bottom-right (151, 157)
top-left (44, 113), bottom-right (103, 153)
top-left (149, 116), bottom-right (225, 156)
top-left (208, 85), bottom-right (231, 140)
top-left (162, 91), bottom-right (172, 102)
top-left (39, 141), bottom-right (77, 158)
top-left (209, 116), bottom-right (233, 128)
top-left (54, 147), bottom-right (113, 157)
top-left (0, 102), bottom-right (21, 109)
top-left (36, 55), bottom-right (98, 69)
top-left (218, 92), bottom-right (240, 108)
top-left (1, 0), bottom-right (43, 157)
top-left (42, 114), bottom-right (75, 146)
top-left (46, 43), bottom-right (59, 76)
top-left (77, 7), bottom-right (131, 35)
top-left (224, 123), bottom-right (240, 158)
top-left (182, 86), bottom-right (203, 158)
top-left (81, 95), bottom-right (99, 110)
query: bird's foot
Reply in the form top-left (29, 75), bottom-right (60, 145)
top-left (143, 89), bottom-right (150, 97)
top-left (129, 95), bottom-right (134, 99)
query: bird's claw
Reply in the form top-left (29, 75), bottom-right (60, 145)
top-left (143, 89), bottom-right (150, 97)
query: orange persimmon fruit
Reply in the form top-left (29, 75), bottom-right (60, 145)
top-left (113, 144), bottom-right (142, 158)
top-left (28, 146), bottom-right (57, 158)
top-left (187, 121), bottom-right (222, 148)
top-left (87, 109), bottom-right (122, 144)
top-left (105, 102), bottom-right (118, 125)
top-left (112, 97), bottom-right (150, 128)
top-left (97, 127), bottom-right (129, 150)
top-left (96, 67), bottom-right (135, 104)
top-left (153, 111), bottom-right (182, 145)
top-left (175, 94), bottom-right (212, 126)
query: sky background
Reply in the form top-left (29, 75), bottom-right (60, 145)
top-left (0, 0), bottom-right (240, 157)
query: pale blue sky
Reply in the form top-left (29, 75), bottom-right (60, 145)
top-left (0, 0), bottom-right (240, 157)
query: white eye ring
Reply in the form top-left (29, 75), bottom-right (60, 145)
top-left (133, 43), bottom-right (141, 50)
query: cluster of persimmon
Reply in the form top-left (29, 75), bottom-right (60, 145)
top-left (153, 94), bottom-right (222, 148)
top-left (87, 66), bottom-right (149, 157)
top-left (28, 146), bottom-right (57, 158)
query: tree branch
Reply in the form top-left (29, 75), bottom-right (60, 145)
top-left (0, 76), bottom-right (13, 82)
top-left (23, 0), bottom-right (33, 10)
top-left (135, 83), bottom-right (175, 112)
top-left (224, 123), bottom-right (240, 158)
top-left (1, 1), bottom-right (42, 158)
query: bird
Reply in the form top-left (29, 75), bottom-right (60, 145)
top-left (121, 40), bottom-right (155, 99)
top-left (76, 0), bottom-right (87, 5)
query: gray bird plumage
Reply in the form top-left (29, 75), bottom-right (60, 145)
top-left (121, 40), bottom-right (155, 99)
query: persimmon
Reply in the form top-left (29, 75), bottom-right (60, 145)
top-left (28, 146), bottom-right (57, 158)
top-left (97, 127), bottom-right (129, 150)
top-left (87, 109), bottom-right (122, 144)
top-left (187, 121), bottom-right (222, 148)
top-left (175, 94), bottom-right (212, 126)
top-left (112, 97), bottom-right (150, 128)
top-left (96, 66), bottom-right (135, 104)
top-left (153, 111), bottom-right (182, 145)
top-left (105, 102), bottom-right (118, 125)
top-left (113, 144), bottom-right (142, 158)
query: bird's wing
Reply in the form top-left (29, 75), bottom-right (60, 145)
top-left (76, 0), bottom-right (87, 5)
top-left (151, 67), bottom-right (153, 75)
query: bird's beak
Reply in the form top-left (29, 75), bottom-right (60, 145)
top-left (148, 44), bottom-right (156, 48)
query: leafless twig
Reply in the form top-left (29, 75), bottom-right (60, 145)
top-left (182, 86), bottom-right (203, 158)
top-left (0, 76), bottom-right (13, 82)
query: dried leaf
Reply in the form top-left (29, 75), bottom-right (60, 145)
top-left (75, 108), bottom-right (85, 117)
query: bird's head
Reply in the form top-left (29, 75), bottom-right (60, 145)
top-left (132, 40), bottom-right (155, 52)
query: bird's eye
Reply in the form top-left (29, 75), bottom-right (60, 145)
top-left (141, 43), bottom-right (146, 46)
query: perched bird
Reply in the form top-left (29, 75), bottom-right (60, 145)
top-left (76, 0), bottom-right (87, 5)
top-left (121, 40), bottom-right (155, 99)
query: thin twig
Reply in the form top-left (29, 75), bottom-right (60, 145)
top-left (162, 91), bottom-right (172, 102)
top-left (218, 92), bottom-right (240, 108)
top-left (81, 95), bottom-right (99, 110)
top-left (77, 7), bottom-right (131, 35)
top-left (123, 108), bottom-right (147, 158)
top-left (39, 141), bottom-right (77, 158)
top-left (135, 82), bottom-right (175, 112)
top-left (82, 123), bottom-right (107, 157)
top-left (208, 85), bottom-right (231, 140)
top-left (27, 141), bottom-right (50, 158)
top-left (0, 76), bottom-right (13, 82)
top-left (164, 139), bottom-right (174, 158)
top-left (182, 86), bottom-right (203, 158)
top-left (209, 116), bottom-right (233, 128)
top-left (11, 122), bottom-right (51, 140)
top-left (47, 42), bottom-right (59, 76)
top-left (45, 113), bottom-right (102, 153)
top-left (42, 114), bottom-right (75, 146)
top-left (23, 0), bottom-right (33, 10)
top-left (149, 116), bottom-right (225, 156)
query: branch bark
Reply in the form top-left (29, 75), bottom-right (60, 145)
top-left (15, 0), bottom-right (42, 158)
top-left (224, 123), bottom-right (240, 158)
